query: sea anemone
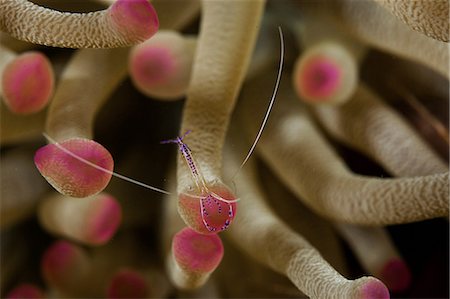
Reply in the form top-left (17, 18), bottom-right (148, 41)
top-left (1, 0), bottom-right (448, 298)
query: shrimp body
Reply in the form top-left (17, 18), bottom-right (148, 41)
top-left (162, 130), bottom-right (237, 234)
top-left (201, 193), bottom-right (234, 232)
top-left (161, 130), bottom-right (208, 192)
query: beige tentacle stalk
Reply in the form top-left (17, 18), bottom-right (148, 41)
top-left (0, 32), bottom-right (37, 52)
top-left (331, 0), bottom-right (449, 78)
top-left (178, 0), bottom-right (265, 190)
top-left (33, 48), bottom-right (129, 198)
top-left (45, 48), bottom-right (128, 141)
top-left (0, 104), bottom-right (46, 145)
top-left (258, 165), bottom-right (349, 276)
top-left (163, 170), bottom-right (193, 288)
top-left (318, 82), bottom-right (446, 291)
top-left (0, 0), bottom-right (158, 48)
top-left (0, 46), bottom-right (48, 144)
top-left (238, 70), bottom-right (449, 225)
top-left (312, 84), bottom-right (448, 177)
top-left (0, 44), bottom-right (16, 96)
top-left (285, 1), bottom-right (366, 105)
top-left (0, 147), bottom-right (49, 229)
top-left (163, 169), bottom-right (222, 290)
top-left (1, 0), bottom-right (200, 143)
top-left (335, 223), bottom-right (411, 292)
top-left (38, 192), bottom-right (121, 246)
top-left (223, 137), bottom-right (389, 299)
top-left (96, 0), bottom-right (200, 31)
top-left (373, 0), bottom-right (449, 42)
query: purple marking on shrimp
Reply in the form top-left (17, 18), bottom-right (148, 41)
top-left (161, 130), bottom-right (205, 190)
top-left (200, 193), bottom-right (234, 232)
top-left (163, 131), bottom-right (236, 232)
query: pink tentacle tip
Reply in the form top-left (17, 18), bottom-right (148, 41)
top-left (5, 283), bottom-right (45, 299)
top-left (178, 184), bottom-right (237, 235)
top-left (34, 138), bottom-right (114, 198)
top-left (107, 269), bottom-right (149, 299)
top-left (109, 0), bottom-right (159, 41)
top-left (359, 278), bottom-right (390, 299)
top-left (86, 194), bottom-right (122, 245)
top-left (2, 51), bottom-right (54, 115)
top-left (379, 258), bottom-right (412, 292)
top-left (130, 46), bottom-right (176, 91)
top-left (41, 241), bottom-right (81, 282)
top-left (172, 227), bottom-right (224, 274)
top-left (296, 55), bottom-right (342, 101)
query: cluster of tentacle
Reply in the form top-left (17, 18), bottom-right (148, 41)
top-left (0, 0), bottom-right (448, 298)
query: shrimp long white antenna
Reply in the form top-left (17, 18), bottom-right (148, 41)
top-left (42, 133), bottom-right (171, 195)
top-left (231, 26), bottom-right (284, 181)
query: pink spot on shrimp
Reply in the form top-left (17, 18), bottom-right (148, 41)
top-left (107, 269), bottom-right (149, 299)
top-left (86, 194), bottom-right (122, 245)
top-left (2, 51), bottom-right (54, 114)
top-left (380, 258), bottom-right (412, 292)
top-left (5, 283), bottom-right (45, 299)
top-left (178, 184), bottom-right (237, 235)
top-left (359, 279), bottom-right (390, 299)
top-left (130, 46), bottom-right (176, 91)
top-left (34, 138), bottom-right (113, 198)
top-left (172, 227), bottom-right (224, 273)
top-left (109, 0), bottom-right (159, 41)
top-left (298, 55), bottom-right (341, 101)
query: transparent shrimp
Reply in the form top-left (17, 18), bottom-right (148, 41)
top-left (160, 130), bottom-right (208, 193)
top-left (161, 130), bottom-right (239, 233)
top-left (162, 26), bottom-right (284, 232)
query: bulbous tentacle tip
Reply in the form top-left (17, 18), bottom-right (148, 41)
top-left (107, 269), bottom-right (149, 299)
top-left (34, 138), bottom-right (114, 198)
top-left (5, 284), bottom-right (45, 299)
top-left (129, 31), bottom-right (193, 99)
top-left (178, 183), bottom-right (238, 235)
top-left (358, 277), bottom-right (390, 299)
top-left (172, 227), bottom-right (224, 274)
top-left (86, 193), bottom-right (122, 245)
top-left (109, 0), bottom-right (159, 42)
top-left (2, 51), bottom-right (54, 115)
top-left (293, 43), bottom-right (357, 105)
top-left (41, 241), bottom-right (82, 283)
top-left (379, 258), bottom-right (412, 293)
top-left (130, 44), bottom-right (176, 94)
top-left (295, 55), bottom-right (342, 99)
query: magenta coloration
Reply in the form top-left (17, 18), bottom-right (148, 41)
top-left (87, 194), bottom-right (122, 245)
top-left (162, 131), bottom-right (239, 233)
top-left (130, 46), bottom-right (176, 89)
top-left (109, 0), bottom-right (159, 42)
top-left (380, 258), bottom-right (412, 292)
top-left (2, 51), bottom-right (54, 114)
top-left (107, 269), bottom-right (149, 299)
top-left (5, 283), bottom-right (45, 299)
top-left (299, 56), bottom-right (341, 99)
top-left (172, 227), bottom-right (224, 273)
top-left (34, 138), bottom-right (114, 198)
top-left (128, 31), bottom-right (195, 100)
top-left (0, 0), bottom-right (445, 297)
top-left (200, 193), bottom-right (234, 232)
top-left (359, 279), bottom-right (390, 299)
top-left (41, 241), bottom-right (81, 284)
top-left (161, 130), bottom-right (205, 190)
